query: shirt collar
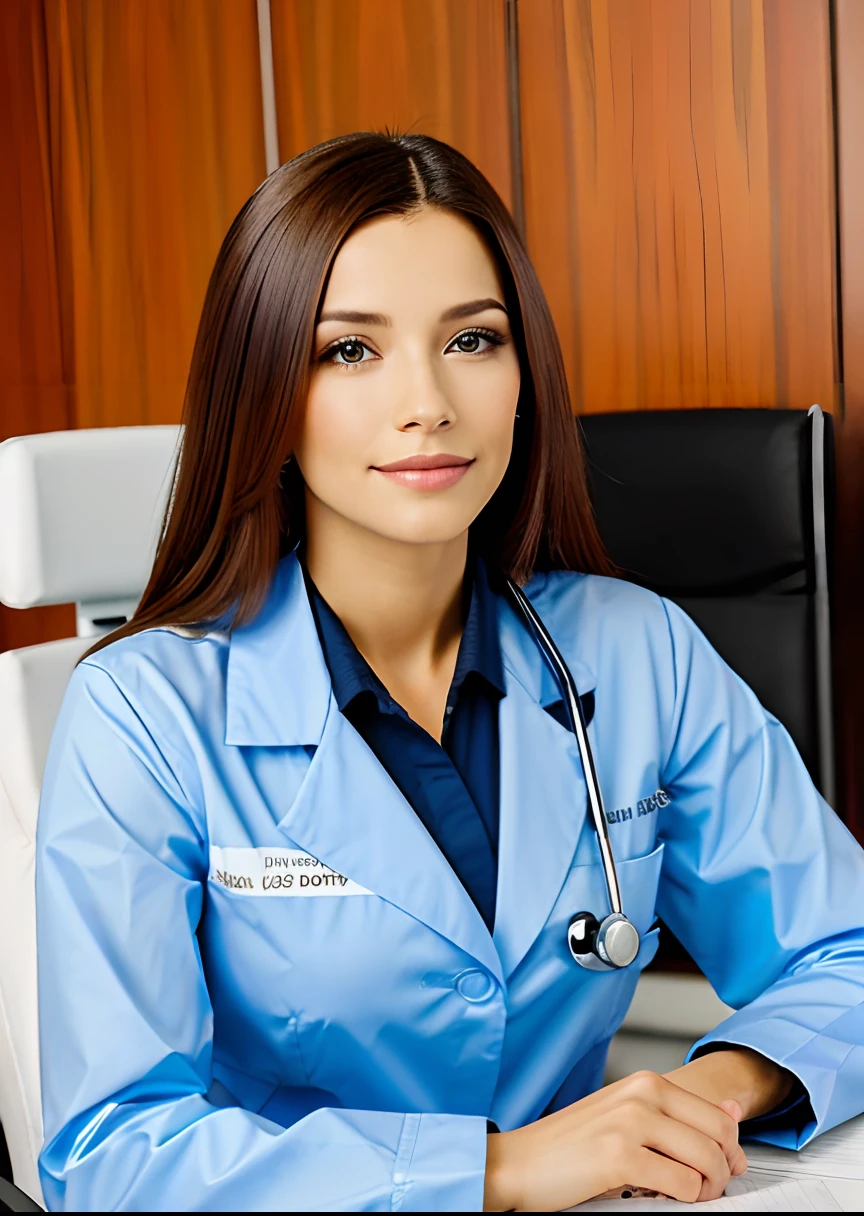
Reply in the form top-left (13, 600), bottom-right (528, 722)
top-left (451, 555), bottom-right (505, 699)
top-left (223, 551), bottom-right (597, 746)
top-left (301, 566), bottom-right (387, 713)
top-left (300, 554), bottom-right (505, 717)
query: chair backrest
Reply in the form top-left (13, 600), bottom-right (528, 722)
top-left (0, 426), bottom-right (180, 1203)
top-left (579, 406), bottom-right (835, 806)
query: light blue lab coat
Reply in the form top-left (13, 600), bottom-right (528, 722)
top-left (35, 552), bottom-right (864, 1211)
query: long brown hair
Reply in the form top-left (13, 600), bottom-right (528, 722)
top-left (82, 130), bottom-right (612, 661)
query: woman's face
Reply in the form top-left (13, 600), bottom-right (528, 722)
top-left (295, 207), bottom-right (521, 550)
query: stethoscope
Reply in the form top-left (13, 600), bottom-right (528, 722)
top-left (505, 579), bottom-right (642, 972)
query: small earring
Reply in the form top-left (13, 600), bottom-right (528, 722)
top-left (515, 413), bottom-right (521, 419)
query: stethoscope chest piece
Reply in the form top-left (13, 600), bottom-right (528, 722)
top-left (568, 911), bottom-right (641, 971)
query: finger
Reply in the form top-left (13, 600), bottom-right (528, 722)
top-left (718, 1099), bottom-right (748, 1174)
top-left (630, 1146), bottom-right (704, 1205)
top-left (641, 1111), bottom-right (731, 1202)
top-left (650, 1075), bottom-right (745, 1173)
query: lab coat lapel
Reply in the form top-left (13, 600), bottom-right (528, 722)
top-left (277, 702), bottom-right (504, 984)
top-left (493, 589), bottom-right (593, 981)
top-left (226, 553), bottom-right (502, 982)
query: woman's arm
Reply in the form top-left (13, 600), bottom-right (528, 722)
top-left (36, 660), bottom-right (486, 1212)
top-left (485, 588), bottom-right (864, 1211)
top-left (654, 597), bottom-right (864, 1147)
top-left (665, 1046), bottom-right (795, 1120)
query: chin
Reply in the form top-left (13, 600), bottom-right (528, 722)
top-left (376, 526), bottom-right (471, 548)
top-left (338, 497), bottom-right (475, 547)
top-left (362, 514), bottom-right (475, 548)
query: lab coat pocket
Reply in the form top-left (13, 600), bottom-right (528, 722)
top-left (559, 841), bottom-right (665, 947)
top-left (612, 842), bottom-right (665, 941)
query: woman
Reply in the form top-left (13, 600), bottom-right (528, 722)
top-left (36, 132), bottom-right (864, 1212)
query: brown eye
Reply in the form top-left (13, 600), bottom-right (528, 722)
top-left (320, 338), bottom-right (373, 368)
top-left (447, 327), bottom-right (506, 355)
top-left (335, 340), bottom-right (365, 364)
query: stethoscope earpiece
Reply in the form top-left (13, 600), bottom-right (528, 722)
top-left (505, 578), bottom-right (642, 972)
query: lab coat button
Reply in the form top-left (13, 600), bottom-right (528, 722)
top-left (455, 969), bottom-right (496, 1003)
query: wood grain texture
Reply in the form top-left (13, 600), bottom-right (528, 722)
top-left (518, 0), bottom-right (838, 414)
top-left (40, 0), bottom-right (267, 429)
top-left (270, 0), bottom-right (513, 212)
top-left (836, 0), bottom-right (864, 424)
top-left (1, 0), bottom-right (77, 647)
top-left (832, 0), bottom-right (864, 841)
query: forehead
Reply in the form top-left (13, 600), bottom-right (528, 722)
top-left (321, 208), bottom-right (504, 309)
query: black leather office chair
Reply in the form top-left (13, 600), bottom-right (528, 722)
top-left (578, 407), bottom-right (836, 970)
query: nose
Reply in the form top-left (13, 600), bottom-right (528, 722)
top-left (394, 350), bottom-right (456, 434)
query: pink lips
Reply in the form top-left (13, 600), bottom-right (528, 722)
top-left (372, 453), bottom-right (475, 491)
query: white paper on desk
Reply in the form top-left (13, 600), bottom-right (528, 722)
top-left (565, 1172), bottom-right (841, 1211)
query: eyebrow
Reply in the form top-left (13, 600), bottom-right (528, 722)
top-left (317, 297), bottom-right (508, 327)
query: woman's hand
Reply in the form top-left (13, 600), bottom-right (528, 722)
top-left (483, 1070), bottom-right (747, 1212)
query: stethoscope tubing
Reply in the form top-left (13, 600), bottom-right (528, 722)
top-left (505, 579), bottom-right (624, 918)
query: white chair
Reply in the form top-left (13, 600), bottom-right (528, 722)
top-left (0, 426), bottom-right (180, 1205)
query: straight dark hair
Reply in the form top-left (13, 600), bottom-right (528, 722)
top-left (82, 130), bottom-right (612, 662)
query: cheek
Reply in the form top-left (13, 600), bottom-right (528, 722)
top-left (466, 374), bottom-right (519, 471)
top-left (296, 381), bottom-right (375, 484)
top-left (464, 350), bottom-right (520, 426)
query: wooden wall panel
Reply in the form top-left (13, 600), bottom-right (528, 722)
top-left (270, 0), bottom-right (513, 214)
top-left (42, 0), bottom-right (267, 430)
top-left (518, 0), bottom-right (838, 414)
top-left (1, 0), bottom-right (77, 649)
top-left (763, 0), bottom-right (838, 410)
top-left (833, 0), bottom-right (864, 841)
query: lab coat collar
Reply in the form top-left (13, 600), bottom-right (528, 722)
top-left (497, 570), bottom-right (598, 713)
top-left (225, 553), bottom-right (332, 747)
top-left (225, 554), bottom-right (598, 746)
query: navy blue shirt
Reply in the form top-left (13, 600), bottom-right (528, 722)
top-left (301, 558), bottom-right (591, 934)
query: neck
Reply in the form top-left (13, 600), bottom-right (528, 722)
top-left (301, 496), bottom-right (470, 679)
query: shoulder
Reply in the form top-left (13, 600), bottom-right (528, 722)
top-left (80, 621), bottom-right (229, 688)
top-left (521, 570), bottom-right (700, 713)
top-left (524, 569), bottom-right (674, 649)
top-left (523, 570), bottom-right (763, 722)
top-left (70, 624), bottom-right (231, 748)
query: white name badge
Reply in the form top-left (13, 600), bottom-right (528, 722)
top-left (209, 846), bottom-right (373, 897)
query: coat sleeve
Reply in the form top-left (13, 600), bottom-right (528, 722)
top-left (35, 660), bottom-right (486, 1212)
top-left (655, 597), bottom-right (864, 1149)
